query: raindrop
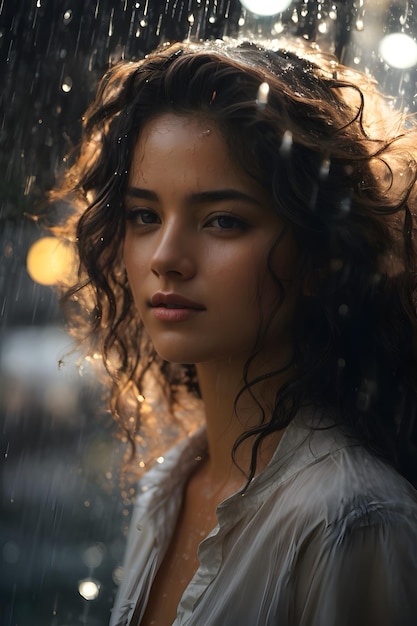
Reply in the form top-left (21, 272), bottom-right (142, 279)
top-left (83, 543), bottom-right (105, 568)
top-left (63, 9), bottom-right (72, 24)
top-left (319, 158), bottom-right (330, 180)
top-left (109, 8), bottom-right (114, 36)
top-left (318, 21), bottom-right (328, 34)
top-left (355, 18), bottom-right (364, 31)
top-left (256, 82), bottom-right (269, 108)
top-left (279, 130), bottom-right (293, 157)
top-left (61, 76), bottom-right (72, 92)
top-left (78, 578), bottom-right (100, 600)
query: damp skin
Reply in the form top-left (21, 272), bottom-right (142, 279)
top-left (123, 113), bottom-right (299, 369)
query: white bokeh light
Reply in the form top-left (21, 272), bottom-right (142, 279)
top-left (379, 33), bottom-right (417, 69)
top-left (78, 578), bottom-right (100, 601)
top-left (240, 0), bottom-right (293, 17)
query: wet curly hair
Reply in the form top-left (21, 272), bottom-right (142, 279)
top-left (49, 39), bottom-right (417, 485)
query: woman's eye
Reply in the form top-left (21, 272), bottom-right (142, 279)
top-left (208, 215), bottom-right (246, 230)
top-left (126, 209), bottom-right (160, 225)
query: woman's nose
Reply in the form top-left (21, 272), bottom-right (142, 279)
top-left (150, 223), bottom-right (196, 280)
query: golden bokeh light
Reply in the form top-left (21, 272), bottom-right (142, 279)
top-left (26, 236), bottom-right (76, 286)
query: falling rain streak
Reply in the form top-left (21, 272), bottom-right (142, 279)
top-left (1, 0), bottom-right (417, 624)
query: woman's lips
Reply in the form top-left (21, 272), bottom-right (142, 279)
top-left (149, 292), bottom-right (205, 322)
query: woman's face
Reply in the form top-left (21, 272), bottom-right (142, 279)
top-left (123, 113), bottom-right (299, 367)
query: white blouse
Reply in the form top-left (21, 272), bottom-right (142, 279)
top-left (110, 412), bottom-right (417, 625)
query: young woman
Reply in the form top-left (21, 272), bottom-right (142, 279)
top-left (50, 40), bottom-right (417, 625)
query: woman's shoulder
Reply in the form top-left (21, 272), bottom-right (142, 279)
top-left (263, 413), bottom-right (417, 533)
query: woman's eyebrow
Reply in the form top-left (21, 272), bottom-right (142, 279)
top-left (125, 187), bottom-right (158, 201)
top-left (125, 186), bottom-right (263, 207)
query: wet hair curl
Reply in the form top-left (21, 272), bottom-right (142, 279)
top-left (49, 39), bottom-right (417, 485)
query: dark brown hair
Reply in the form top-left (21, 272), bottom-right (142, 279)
top-left (49, 39), bottom-right (417, 484)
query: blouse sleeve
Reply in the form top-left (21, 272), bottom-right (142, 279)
top-left (291, 504), bottom-right (417, 626)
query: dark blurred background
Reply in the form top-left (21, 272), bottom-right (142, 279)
top-left (1, 1), bottom-right (417, 624)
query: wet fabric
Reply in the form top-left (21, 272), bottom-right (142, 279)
top-left (110, 412), bottom-right (417, 626)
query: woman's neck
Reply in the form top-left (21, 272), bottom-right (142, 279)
top-left (195, 357), bottom-right (287, 488)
